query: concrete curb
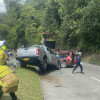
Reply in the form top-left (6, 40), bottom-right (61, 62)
top-left (38, 74), bottom-right (44, 100)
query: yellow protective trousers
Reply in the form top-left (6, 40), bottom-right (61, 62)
top-left (0, 65), bottom-right (19, 93)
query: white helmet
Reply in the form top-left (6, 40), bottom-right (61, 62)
top-left (78, 52), bottom-right (82, 55)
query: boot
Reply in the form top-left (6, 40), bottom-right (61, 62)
top-left (0, 86), bottom-right (3, 99)
top-left (9, 92), bottom-right (17, 100)
top-left (12, 96), bottom-right (17, 100)
top-left (81, 71), bottom-right (84, 74)
top-left (72, 70), bottom-right (76, 74)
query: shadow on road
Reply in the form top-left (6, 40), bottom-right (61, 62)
top-left (39, 65), bottom-right (59, 76)
top-left (19, 63), bottom-right (76, 77)
top-left (22, 65), bottom-right (59, 76)
top-left (66, 65), bottom-right (75, 68)
top-left (20, 64), bottom-right (76, 76)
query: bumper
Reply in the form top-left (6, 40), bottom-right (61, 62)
top-left (16, 56), bottom-right (40, 63)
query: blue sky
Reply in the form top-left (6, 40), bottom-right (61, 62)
top-left (0, 0), bottom-right (6, 13)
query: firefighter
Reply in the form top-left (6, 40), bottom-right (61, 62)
top-left (0, 46), bottom-right (9, 65)
top-left (0, 46), bottom-right (19, 100)
top-left (72, 52), bottom-right (84, 74)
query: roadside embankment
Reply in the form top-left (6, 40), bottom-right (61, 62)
top-left (82, 50), bottom-right (100, 66)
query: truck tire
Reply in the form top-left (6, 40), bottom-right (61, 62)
top-left (40, 58), bottom-right (47, 72)
top-left (56, 61), bottom-right (61, 70)
top-left (61, 60), bottom-right (67, 68)
top-left (20, 61), bottom-right (26, 67)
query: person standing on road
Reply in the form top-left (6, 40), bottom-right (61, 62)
top-left (0, 46), bottom-right (19, 100)
top-left (70, 49), bottom-right (74, 64)
top-left (72, 52), bottom-right (84, 74)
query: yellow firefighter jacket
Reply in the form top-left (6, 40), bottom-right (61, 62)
top-left (0, 49), bottom-right (19, 93)
top-left (0, 65), bottom-right (19, 93)
top-left (0, 49), bottom-right (9, 65)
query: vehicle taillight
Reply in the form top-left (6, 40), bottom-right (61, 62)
top-left (16, 49), bottom-right (17, 56)
top-left (36, 48), bottom-right (40, 55)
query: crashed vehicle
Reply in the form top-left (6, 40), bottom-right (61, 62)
top-left (0, 40), bottom-right (5, 48)
top-left (16, 45), bottom-right (61, 71)
top-left (57, 51), bottom-right (77, 67)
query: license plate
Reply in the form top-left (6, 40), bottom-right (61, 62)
top-left (24, 58), bottom-right (29, 61)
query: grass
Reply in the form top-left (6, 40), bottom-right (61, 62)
top-left (1, 66), bottom-right (43, 100)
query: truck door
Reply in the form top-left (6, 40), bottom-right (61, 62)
top-left (47, 48), bottom-right (57, 65)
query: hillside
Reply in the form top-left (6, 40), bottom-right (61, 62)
top-left (82, 51), bottom-right (100, 66)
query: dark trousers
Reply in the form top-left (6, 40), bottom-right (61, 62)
top-left (0, 86), bottom-right (17, 100)
top-left (73, 62), bottom-right (83, 72)
top-left (9, 92), bottom-right (17, 100)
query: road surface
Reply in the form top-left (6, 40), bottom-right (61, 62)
top-left (40, 62), bottom-right (100, 100)
top-left (3, 55), bottom-right (100, 100)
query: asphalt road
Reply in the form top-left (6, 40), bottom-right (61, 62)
top-left (7, 56), bottom-right (100, 100)
top-left (39, 62), bottom-right (100, 100)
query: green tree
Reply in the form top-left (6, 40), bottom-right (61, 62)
top-left (78, 0), bottom-right (100, 51)
top-left (43, 0), bottom-right (61, 38)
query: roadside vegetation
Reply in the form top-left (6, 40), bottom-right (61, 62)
top-left (0, 0), bottom-right (100, 53)
top-left (1, 66), bottom-right (43, 100)
top-left (82, 50), bottom-right (100, 66)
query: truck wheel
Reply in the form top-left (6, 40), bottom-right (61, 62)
top-left (20, 61), bottom-right (26, 67)
top-left (61, 61), bottom-right (67, 68)
top-left (40, 58), bottom-right (47, 72)
top-left (43, 58), bottom-right (47, 70)
top-left (56, 61), bottom-right (61, 70)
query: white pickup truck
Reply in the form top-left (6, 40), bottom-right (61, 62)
top-left (16, 45), bottom-right (61, 71)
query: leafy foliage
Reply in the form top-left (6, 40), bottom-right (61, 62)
top-left (0, 0), bottom-right (99, 52)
